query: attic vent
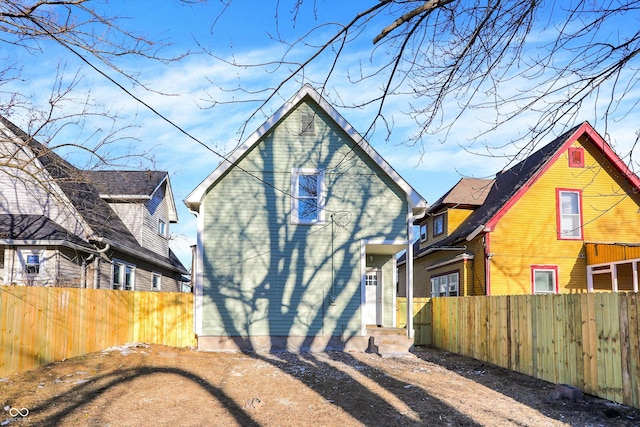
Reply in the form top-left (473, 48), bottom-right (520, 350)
top-left (568, 147), bottom-right (584, 168)
top-left (300, 113), bottom-right (315, 135)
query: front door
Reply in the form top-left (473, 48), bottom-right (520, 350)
top-left (364, 269), bottom-right (382, 326)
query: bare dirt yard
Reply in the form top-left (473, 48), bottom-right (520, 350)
top-left (2, 344), bottom-right (639, 426)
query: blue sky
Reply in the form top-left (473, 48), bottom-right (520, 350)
top-left (3, 1), bottom-right (639, 266)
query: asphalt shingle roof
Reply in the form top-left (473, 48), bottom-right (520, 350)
top-left (0, 115), bottom-right (186, 273)
top-left (84, 170), bottom-right (167, 198)
top-left (0, 214), bottom-right (93, 249)
top-left (411, 124), bottom-right (584, 259)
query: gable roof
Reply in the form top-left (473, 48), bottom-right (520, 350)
top-left (416, 121), bottom-right (640, 256)
top-left (0, 115), bottom-right (186, 273)
top-left (84, 170), bottom-right (178, 223)
top-left (84, 170), bottom-right (168, 198)
top-left (425, 177), bottom-right (494, 215)
top-left (0, 214), bottom-right (93, 249)
top-left (185, 85), bottom-right (427, 213)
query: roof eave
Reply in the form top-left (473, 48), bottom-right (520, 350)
top-left (185, 85), bottom-right (427, 210)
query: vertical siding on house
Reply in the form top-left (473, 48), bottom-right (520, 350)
top-left (488, 137), bottom-right (640, 295)
top-left (200, 98), bottom-right (408, 339)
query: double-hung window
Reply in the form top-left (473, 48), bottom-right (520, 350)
top-left (152, 272), bottom-right (162, 291)
top-left (113, 260), bottom-right (135, 291)
top-left (419, 224), bottom-right (427, 242)
top-left (291, 168), bottom-right (325, 224)
top-left (557, 189), bottom-right (583, 239)
top-left (531, 265), bottom-right (558, 294)
top-left (158, 219), bottom-right (167, 237)
top-left (433, 214), bottom-right (444, 236)
top-left (430, 272), bottom-right (459, 297)
top-left (25, 254), bottom-right (40, 275)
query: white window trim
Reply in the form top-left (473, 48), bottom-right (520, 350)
top-left (158, 219), bottom-right (167, 237)
top-left (112, 259), bottom-right (136, 291)
top-left (430, 271), bottom-right (459, 297)
top-left (557, 189), bottom-right (583, 240)
top-left (291, 168), bottom-right (326, 225)
top-left (531, 265), bottom-right (558, 294)
top-left (25, 253), bottom-right (41, 276)
top-left (419, 224), bottom-right (427, 242)
top-left (152, 272), bottom-right (162, 291)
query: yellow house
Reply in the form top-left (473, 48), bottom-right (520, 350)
top-left (399, 122), bottom-right (640, 296)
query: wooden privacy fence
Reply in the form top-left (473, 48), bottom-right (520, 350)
top-left (399, 293), bottom-right (640, 409)
top-left (0, 286), bottom-right (196, 377)
top-left (396, 297), bottom-right (432, 346)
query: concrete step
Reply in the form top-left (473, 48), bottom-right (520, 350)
top-left (367, 327), bottom-right (414, 358)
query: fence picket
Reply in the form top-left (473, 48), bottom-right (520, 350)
top-left (0, 286), bottom-right (195, 377)
top-left (398, 292), bottom-right (640, 410)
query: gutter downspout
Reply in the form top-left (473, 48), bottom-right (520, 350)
top-left (484, 234), bottom-right (491, 295)
top-left (406, 207), bottom-right (427, 339)
top-left (184, 205), bottom-right (203, 340)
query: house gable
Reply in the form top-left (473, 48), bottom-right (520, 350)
top-left (188, 86), bottom-right (427, 342)
top-left (0, 115), bottom-right (187, 288)
top-left (407, 121), bottom-right (640, 298)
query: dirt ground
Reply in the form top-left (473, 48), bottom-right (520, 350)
top-left (1, 344), bottom-right (639, 427)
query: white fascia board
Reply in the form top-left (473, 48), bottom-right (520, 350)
top-left (184, 85), bottom-right (427, 211)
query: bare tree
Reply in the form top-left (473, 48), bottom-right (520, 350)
top-left (209, 0), bottom-right (640, 167)
top-left (0, 0), bottom-right (185, 169)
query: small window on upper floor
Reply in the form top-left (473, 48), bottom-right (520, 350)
top-left (419, 223), bottom-right (427, 242)
top-left (291, 168), bottom-right (325, 225)
top-left (556, 189), bottom-right (583, 240)
top-left (158, 219), bottom-right (167, 237)
top-left (433, 214), bottom-right (445, 236)
top-left (300, 113), bottom-right (315, 135)
top-left (568, 147), bottom-right (584, 168)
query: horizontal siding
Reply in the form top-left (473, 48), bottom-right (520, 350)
top-left (0, 142), bottom-right (88, 239)
top-left (201, 98), bottom-right (408, 338)
top-left (489, 137), bottom-right (640, 295)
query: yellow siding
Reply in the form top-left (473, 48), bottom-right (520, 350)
top-left (419, 208), bottom-right (472, 249)
top-left (586, 243), bottom-right (640, 264)
top-left (447, 208), bottom-right (473, 232)
top-left (466, 237), bottom-right (487, 295)
top-left (489, 137), bottom-right (640, 295)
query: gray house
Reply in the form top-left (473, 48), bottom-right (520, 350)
top-left (0, 115), bottom-right (188, 291)
top-left (185, 85), bottom-right (427, 352)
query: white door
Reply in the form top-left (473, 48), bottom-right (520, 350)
top-left (364, 270), bottom-right (382, 326)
